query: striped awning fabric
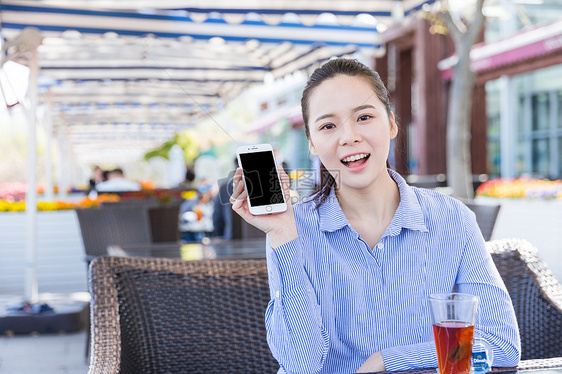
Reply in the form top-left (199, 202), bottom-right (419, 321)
top-left (0, 0), bottom-right (435, 163)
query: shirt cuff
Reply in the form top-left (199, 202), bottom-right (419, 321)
top-left (266, 236), bottom-right (311, 300)
top-left (381, 341), bottom-right (437, 371)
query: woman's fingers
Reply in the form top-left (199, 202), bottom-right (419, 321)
top-left (232, 167), bottom-right (242, 188)
top-left (230, 168), bottom-right (243, 201)
top-left (230, 177), bottom-right (244, 200)
top-left (230, 168), bottom-right (249, 212)
top-left (232, 188), bottom-right (247, 210)
top-left (277, 166), bottom-right (293, 205)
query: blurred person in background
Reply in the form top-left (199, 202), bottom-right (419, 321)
top-left (96, 168), bottom-right (141, 192)
top-left (87, 165), bottom-right (105, 197)
top-left (179, 173), bottom-right (215, 241)
top-left (177, 165), bottom-right (197, 190)
top-left (212, 159), bottom-right (237, 239)
top-left (102, 169), bottom-right (110, 182)
top-left (89, 165), bottom-right (104, 187)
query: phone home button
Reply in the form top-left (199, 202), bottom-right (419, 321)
top-left (266, 206), bottom-right (273, 212)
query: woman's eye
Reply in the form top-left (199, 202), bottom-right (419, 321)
top-left (358, 114), bottom-right (372, 122)
top-left (320, 123), bottom-right (335, 130)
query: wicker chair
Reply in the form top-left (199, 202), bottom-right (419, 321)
top-left (100, 199), bottom-right (158, 208)
top-left (88, 256), bottom-right (279, 374)
top-left (465, 202), bottom-right (501, 241)
top-left (76, 207), bottom-right (152, 262)
top-left (147, 204), bottom-right (181, 243)
top-left (98, 202), bottom-right (181, 243)
top-left (487, 238), bottom-right (562, 360)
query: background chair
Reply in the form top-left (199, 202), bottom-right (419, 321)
top-left (465, 202), bottom-right (501, 241)
top-left (100, 199), bottom-right (158, 207)
top-left (76, 206), bottom-right (154, 360)
top-left (487, 238), bottom-right (562, 360)
top-left (147, 204), bottom-right (181, 243)
top-left (101, 201), bottom-right (181, 243)
top-left (88, 256), bottom-right (279, 374)
top-left (76, 206), bottom-right (152, 263)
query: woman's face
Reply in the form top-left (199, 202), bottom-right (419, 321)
top-left (307, 74), bottom-right (398, 192)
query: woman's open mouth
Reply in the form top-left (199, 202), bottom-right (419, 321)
top-left (340, 153), bottom-right (370, 168)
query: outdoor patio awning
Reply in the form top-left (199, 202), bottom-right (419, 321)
top-left (1, 0), bottom-right (436, 164)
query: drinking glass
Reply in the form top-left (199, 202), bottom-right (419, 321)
top-left (428, 293), bottom-right (493, 374)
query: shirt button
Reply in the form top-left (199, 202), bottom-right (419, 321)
top-left (275, 291), bottom-right (280, 298)
top-left (377, 243), bottom-right (384, 249)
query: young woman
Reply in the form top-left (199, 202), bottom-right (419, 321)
top-left (230, 59), bottom-right (520, 374)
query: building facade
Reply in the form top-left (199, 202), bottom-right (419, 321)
top-left (376, 3), bottom-right (562, 180)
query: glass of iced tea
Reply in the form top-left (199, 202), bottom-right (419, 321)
top-left (428, 293), bottom-right (493, 374)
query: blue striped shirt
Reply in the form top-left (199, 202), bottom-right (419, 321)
top-left (265, 169), bottom-right (520, 374)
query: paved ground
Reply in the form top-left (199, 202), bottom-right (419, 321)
top-left (484, 197), bottom-right (562, 283)
top-left (0, 293), bottom-right (90, 374)
top-left (0, 330), bottom-right (89, 374)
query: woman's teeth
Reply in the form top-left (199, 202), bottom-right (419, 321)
top-left (341, 153), bottom-right (369, 163)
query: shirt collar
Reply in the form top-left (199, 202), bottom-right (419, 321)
top-left (317, 188), bottom-right (350, 232)
top-left (317, 169), bottom-right (428, 234)
top-left (386, 169), bottom-right (429, 235)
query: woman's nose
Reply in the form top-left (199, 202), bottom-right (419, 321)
top-left (338, 122), bottom-right (362, 146)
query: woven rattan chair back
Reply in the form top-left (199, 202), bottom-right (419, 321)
top-left (100, 200), bottom-right (158, 208)
top-left (98, 202), bottom-right (180, 243)
top-left (487, 238), bottom-right (562, 360)
top-left (465, 203), bottom-right (501, 241)
top-left (88, 256), bottom-right (279, 374)
top-left (76, 207), bottom-right (152, 260)
top-left (147, 204), bottom-right (181, 243)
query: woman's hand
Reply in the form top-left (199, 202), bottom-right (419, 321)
top-left (356, 351), bottom-right (386, 373)
top-left (230, 166), bottom-right (298, 248)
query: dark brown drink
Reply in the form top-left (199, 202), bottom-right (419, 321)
top-left (433, 321), bottom-right (475, 374)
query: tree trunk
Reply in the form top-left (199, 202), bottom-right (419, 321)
top-left (441, 0), bottom-right (485, 199)
top-left (447, 40), bottom-right (476, 199)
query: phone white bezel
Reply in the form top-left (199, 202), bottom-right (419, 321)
top-left (236, 144), bottom-right (287, 215)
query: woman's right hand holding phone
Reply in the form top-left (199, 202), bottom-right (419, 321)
top-left (230, 166), bottom-right (298, 249)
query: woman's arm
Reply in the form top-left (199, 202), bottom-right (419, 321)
top-left (265, 237), bottom-right (330, 374)
top-left (358, 205), bottom-right (520, 372)
top-left (456, 207), bottom-right (521, 367)
top-left (231, 167), bottom-right (330, 373)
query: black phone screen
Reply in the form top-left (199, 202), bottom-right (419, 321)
top-left (239, 151), bottom-right (284, 206)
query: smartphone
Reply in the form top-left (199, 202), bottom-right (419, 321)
top-left (236, 144), bottom-right (287, 215)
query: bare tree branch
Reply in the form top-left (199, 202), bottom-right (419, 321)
top-left (440, 1), bottom-right (466, 44)
top-left (467, 0), bottom-right (486, 44)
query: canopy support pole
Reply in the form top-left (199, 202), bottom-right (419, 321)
top-left (25, 42), bottom-right (39, 303)
top-left (44, 99), bottom-right (55, 202)
top-left (57, 132), bottom-right (69, 200)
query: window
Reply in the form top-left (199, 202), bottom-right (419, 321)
top-left (488, 64), bottom-right (562, 179)
top-left (532, 138), bottom-right (550, 177)
top-left (532, 93), bottom-right (550, 131)
top-left (485, 80), bottom-right (501, 177)
top-left (558, 92), bottom-right (562, 128)
top-left (559, 137), bottom-right (562, 176)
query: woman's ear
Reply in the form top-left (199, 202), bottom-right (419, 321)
top-left (308, 139), bottom-right (317, 157)
top-left (389, 112), bottom-right (398, 140)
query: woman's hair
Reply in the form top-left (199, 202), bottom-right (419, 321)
top-left (301, 58), bottom-right (393, 205)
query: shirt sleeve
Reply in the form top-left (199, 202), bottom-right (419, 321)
top-left (456, 207), bottom-right (521, 367)
top-left (381, 341), bottom-right (438, 371)
top-left (381, 205), bottom-right (521, 371)
top-left (265, 236), bottom-right (330, 374)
